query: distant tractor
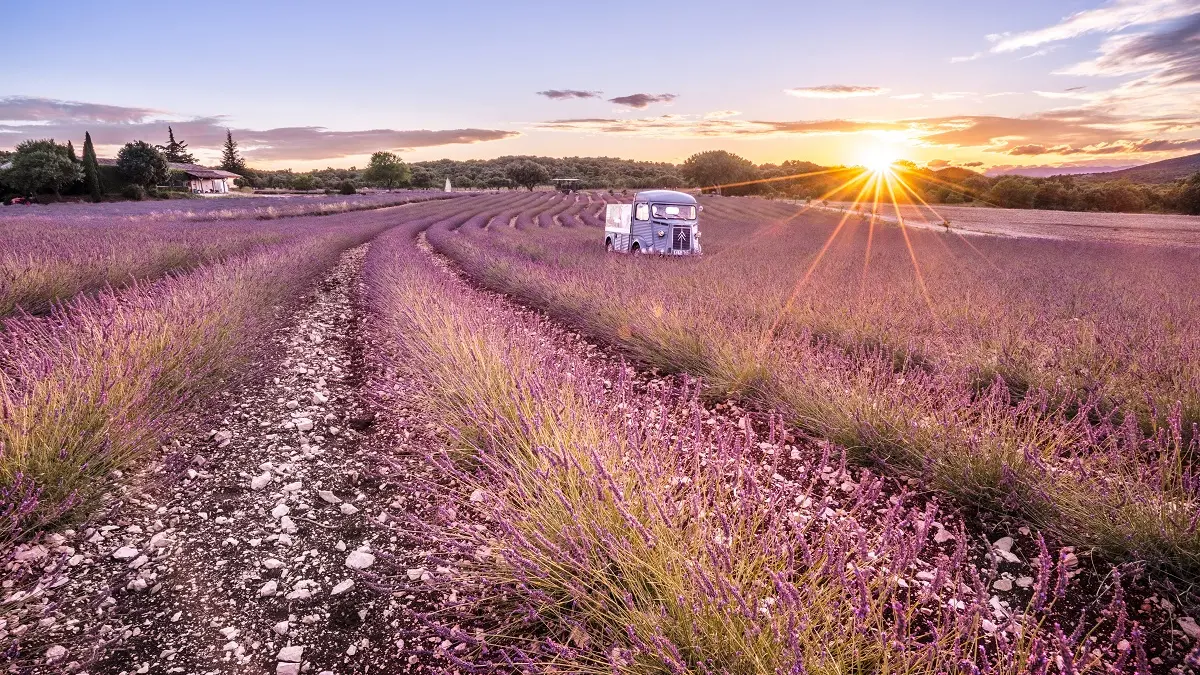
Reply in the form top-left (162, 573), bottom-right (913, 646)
top-left (552, 178), bottom-right (582, 193)
top-left (604, 190), bottom-right (702, 255)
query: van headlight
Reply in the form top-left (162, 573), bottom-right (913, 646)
top-left (656, 230), bottom-right (665, 237)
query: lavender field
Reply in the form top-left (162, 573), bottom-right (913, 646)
top-left (2, 192), bottom-right (1199, 674)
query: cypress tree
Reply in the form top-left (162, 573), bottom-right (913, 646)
top-left (220, 129), bottom-right (246, 174)
top-left (159, 126), bottom-right (196, 164)
top-left (67, 140), bottom-right (78, 163)
top-left (82, 132), bottom-right (103, 203)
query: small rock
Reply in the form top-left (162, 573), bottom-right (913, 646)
top-left (274, 621), bottom-right (290, 635)
top-left (1015, 576), bottom-right (1034, 588)
top-left (993, 578), bottom-right (1013, 592)
top-left (331, 579), bottom-right (354, 596)
top-left (1179, 616), bottom-right (1200, 640)
top-left (319, 490), bottom-right (341, 504)
top-left (295, 419), bottom-right (314, 432)
top-left (271, 504), bottom-right (290, 519)
top-left (259, 581), bottom-right (278, 597)
top-left (339, 503), bottom-right (358, 515)
top-left (346, 550), bottom-right (375, 570)
top-left (277, 645), bottom-right (304, 662)
top-left (45, 645), bottom-right (67, 662)
top-left (112, 546), bottom-right (139, 560)
top-left (251, 473), bottom-right (272, 490)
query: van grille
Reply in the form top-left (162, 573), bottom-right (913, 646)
top-left (672, 226), bottom-right (691, 250)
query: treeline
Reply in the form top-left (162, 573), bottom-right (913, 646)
top-left (240, 155), bottom-right (685, 192)
top-left (910, 171), bottom-right (1200, 214)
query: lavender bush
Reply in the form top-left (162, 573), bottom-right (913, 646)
top-left (363, 218), bottom-right (1146, 673)
top-left (0, 209), bottom-right (406, 546)
top-left (0, 193), bottom-right (453, 316)
top-left (424, 195), bottom-right (1200, 572)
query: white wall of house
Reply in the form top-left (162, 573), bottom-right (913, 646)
top-left (188, 178), bottom-right (230, 193)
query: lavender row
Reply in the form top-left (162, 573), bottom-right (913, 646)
top-left (0, 210), bottom-right (403, 547)
top-left (0, 191), bottom-right (454, 224)
top-left (362, 209), bottom-right (1158, 673)
top-left (424, 195), bottom-right (1200, 575)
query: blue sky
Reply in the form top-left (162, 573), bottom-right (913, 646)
top-left (3, 0), bottom-right (1198, 171)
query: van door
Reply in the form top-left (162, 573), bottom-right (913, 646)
top-left (632, 201), bottom-right (651, 251)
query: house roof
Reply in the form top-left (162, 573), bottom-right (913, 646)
top-left (95, 158), bottom-right (241, 178)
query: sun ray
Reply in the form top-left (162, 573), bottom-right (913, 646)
top-left (859, 172), bottom-right (884, 298)
top-left (726, 169), bottom-right (875, 255)
top-left (702, 166), bottom-right (858, 193)
top-left (890, 173), bottom-right (1001, 271)
top-left (883, 172), bottom-right (936, 316)
top-left (759, 172), bottom-right (878, 348)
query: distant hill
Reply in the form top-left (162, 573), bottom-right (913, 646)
top-left (932, 166), bottom-right (983, 183)
top-left (986, 164), bottom-right (1136, 178)
top-left (1076, 152), bottom-right (1200, 184)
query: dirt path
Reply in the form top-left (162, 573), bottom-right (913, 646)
top-left (4, 244), bottom-right (442, 674)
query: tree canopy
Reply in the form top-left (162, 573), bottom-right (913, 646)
top-left (82, 132), bottom-right (102, 202)
top-left (220, 130), bottom-right (246, 174)
top-left (363, 151), bottom-right (411, 188)
top-left (5, 139), bottom-right (83, 198)
top-left (158, 126), bottom-right (196, 164)
top-left (680, 150), bottom-right (758, 195)
top-left (116, 141), bottom-right (169, 188)
top-left (505, 159), bottom-right (550, 191)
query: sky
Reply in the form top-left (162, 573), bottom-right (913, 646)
top-left (2, 0), bottom-right (1198, 174)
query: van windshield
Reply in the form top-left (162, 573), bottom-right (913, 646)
top-left (651, 203), bottom-right (697, 220)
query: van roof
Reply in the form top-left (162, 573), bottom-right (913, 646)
top-left (635, 189), bottom-right (697, 205)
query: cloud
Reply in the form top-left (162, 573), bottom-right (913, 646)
top-left (533, 115), bottom-right (901, 138)
top-left (892, 93), bottom-right (924, 100)
top-left (784, 85), bottom-right (889, 98)
top-left (704, 110), bottom-right (741, 119)
top-left (950, 52), bottom-right (984, 63)
top-left (1004, 137), bottom-right (1200, 155)
top-left (0, 96), bottom-right (161, 123)
top-left (927, 159), bottom-right (952, 168)
top-left (990, 0), bottom-right (1198, 52)
top-left (532, 108), bottom-right (1200, 160)
top-left (536, 89), bottom-right (602, 100)
top-left (1060, 13), bottom-right (1200, 83)
top-left (931, 91), bottom-right (977, 101)
top-left (607, 93), bottom-right (677, 109)
top-left (963, 161), bottom-right (985, 167)
top-left (0, 96), bottom-right (519, 162)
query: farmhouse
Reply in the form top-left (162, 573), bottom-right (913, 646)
top-left (96, 158), bottom-right (242, 194)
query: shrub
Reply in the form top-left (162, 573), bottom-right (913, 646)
top-left (116, 141), bottom-right (169, 188)
top-left (122, 184), bottom-right (147, 201)
top-left (338, 180), bottom-right (357, 195)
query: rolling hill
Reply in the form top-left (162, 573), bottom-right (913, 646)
top-left (1077, 152), bottom-right (1200, 184)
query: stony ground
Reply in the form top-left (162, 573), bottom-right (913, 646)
top-left (2, 245), bottom-right (446, 674)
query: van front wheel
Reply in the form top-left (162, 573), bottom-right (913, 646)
top-left (631, 243), bottom-right (642, 254)
top-left (606, 238), bottom-right (614, 252)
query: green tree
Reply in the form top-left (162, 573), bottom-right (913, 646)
top-left (505, 159), bottom-right (550, 191)
top-left (66, 140), bottom-right (78, 163)
top-left (82, 131), bottom-right (103, 202)
top-left (6, 139), bottom-right (84, 198)
top-left (1177, 172), bottom-right (1200, 215)
top-left (680, 150), bottom-right (758, 194)
top-left (116, 140), bottom-right (169, 188)
top-left (338, 180), bottom-right (357, 195)
top-left (363, 151), bottom-right (411, 188)
top-left (158, 126), bottom-right (197, 164)
top-left (410, 166), bottom-right (436, 189)
top-left (220, 129), bottom-right (246, 174)
top-left (292, 174), bottom-right (316, 191)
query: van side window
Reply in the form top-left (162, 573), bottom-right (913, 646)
top-left (634, 203), bottom-right (649, 221)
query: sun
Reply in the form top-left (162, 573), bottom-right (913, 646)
top-left (860, 148), bottom-right (899, 174)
